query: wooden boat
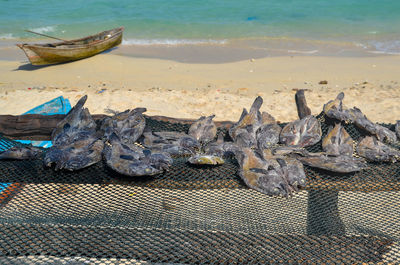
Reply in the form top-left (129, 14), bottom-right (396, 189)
top-left (16, 27), bottom-right (124, 65)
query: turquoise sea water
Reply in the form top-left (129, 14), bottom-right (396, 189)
top-left (1, 0), bottom-right (400, 54)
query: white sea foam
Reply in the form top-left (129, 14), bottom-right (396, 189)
top-left (287, 49), bottom-right (319, 54)
top-left (0, 33), bottom-right (15, 40)
top-left (367, 50), bottom-right (400, 55)
top-left (367, 40), bottom-right (400, 55)
top-left (122, 38), bottom-right (228, 46)
top-left (29, 26), bottom-right (56, 34)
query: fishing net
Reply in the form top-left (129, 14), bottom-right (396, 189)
top-left (0, 113), bottom-right (399, 264)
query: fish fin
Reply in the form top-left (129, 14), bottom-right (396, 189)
top-left (250, 96), bottom-right (263, 113)
top-left (336, 92), bottom-right (344, 100)
top-left (238, 108), bottom-right (248, 121)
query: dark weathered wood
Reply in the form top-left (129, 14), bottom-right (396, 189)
top-left (0, 114), bottom-right (105, 140)
top-left (0, 114), bottom-right (234, 140)
top-left (295, 89), bottom-right (311, 119)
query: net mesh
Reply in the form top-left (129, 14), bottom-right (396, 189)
top-left (0, 113), bottom-right (399, 264)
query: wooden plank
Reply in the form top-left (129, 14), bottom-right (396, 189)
top-left (0, 114), bottom-right (234, 140)
top-left (295, 89), bottom-right (311, 119)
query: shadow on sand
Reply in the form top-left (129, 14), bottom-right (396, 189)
top-left (13, 63), bottom-right (53, 71)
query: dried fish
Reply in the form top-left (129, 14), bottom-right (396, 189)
top-left (280, 115), bottom-right (321, 147)
top-left (236, 148), bottom-right (306, 196)
top-left (357, 136), bottom-right (400, 163)
top-left (45, 95), bottom-right (104, 171)
top-left (323, 92), bottom-right (347, 120)
top-left (51, 95), bottom-right (97, 140)
top-left (256, 123), bottom-right (282, 150)
top-left (346, 107), bottom-right (396, 143)
top-left (204, 133), bottom-right (240, 158)
top-left (140, 131), bottom-right (200, 156)
top-left (101, 107), bottom-right (146, 145)
top-left (322, 123), bottom-right (353, 156)
top-left (0, 146), bottom-right (42, 160)
top-left (293, 152), bottom-right (367, 173)
top-left (229, 96), bottom-right (263, 148)
top-left (103, 133), bottom-right (172, 176)
top-left (188, 115), bottom-right (217, 144)
top-left (323, 93), bottom-right (396, 142)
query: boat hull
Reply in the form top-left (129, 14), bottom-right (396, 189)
top-left (17, 27), bottom-right (123, 65)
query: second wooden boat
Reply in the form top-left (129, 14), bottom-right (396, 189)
top-left (16, 27), bottom-right (124, 65)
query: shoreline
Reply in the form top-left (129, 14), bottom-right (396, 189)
top-left (1, 36), bottom-right (399, 64)
top-left (0, 53), bottom-right (399, 123)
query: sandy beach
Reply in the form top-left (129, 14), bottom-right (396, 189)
top-left (1, 47), bottom-right (400, 123)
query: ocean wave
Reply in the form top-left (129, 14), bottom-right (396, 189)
top-left (122, 38), bottom-right (228, 46)
top-left (367, 40), bottom-right (400, 55)
top-left (287, 49), bottom-right (319, 54)
top-left (29, 26), bottom-right (56, 34)
top-left (0, 33), bottom-right (15, 40)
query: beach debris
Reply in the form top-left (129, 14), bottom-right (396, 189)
top-left (236, 147), bottom-right (306, 197)
top-left (0, 146), bottom-right (43, 160)
top-left (322, 123), bottom-right (353, 156)
top-left (97, 88), bottom-right (107, 94)
top-left (101, 107), bottom-right (146, 145)
top-left (356, 136), bottom-right (400, 163)
top-left (188, 115), bottom-right (217, 144)
top-left (188, 154), bottom-right (224, 165)
top-left (280, 115), bottom-right (322, 147)
top-left (295, 89), bottom-right (312, 119)
top-left (103, 133), bottom-right (171, 176)
top-left (319, 80), bottom-right (328, 85)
